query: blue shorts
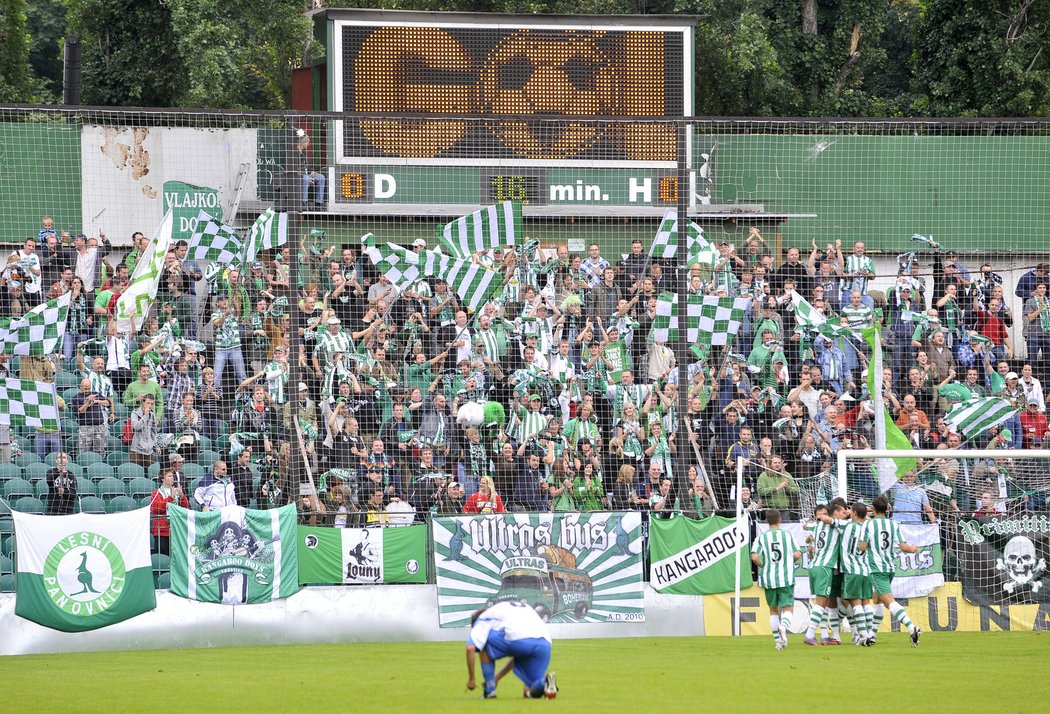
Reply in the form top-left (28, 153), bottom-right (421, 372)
top-left (485, 632), bottom-right (552, 691)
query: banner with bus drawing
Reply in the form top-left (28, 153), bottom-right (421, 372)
top-left (432, 512), bottom-right (644, 628)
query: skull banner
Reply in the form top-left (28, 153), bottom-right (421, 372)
top-left (957, 516), bottom-right (1050, 605)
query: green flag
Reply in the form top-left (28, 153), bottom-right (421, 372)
top-left (648, 515), bottom-right (753, 595)
top-left (11, 508), bottom-right (156, 632)
top-left (115, 209), bottom-right (173, 331)
top-left (168, 503), bottom-right (300, 604)
top-left (861, 326), bottom-right (916, 491)
top-left (297, 525), bottom-right (427, 585)
top-left (367, 241), bottom-right (503, 313)
top-left (437, 201), bottom-right (522, 258)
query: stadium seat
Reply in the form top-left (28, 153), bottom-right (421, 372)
top-left (0, 573), bottom-right (14, 593)
top-left (128, 478), bottom-right (156, 501)
top-left (96, 476), bottom-right (125, 500)
top-left (112, 403), bottom-right (130, 420)
top-left (183, 463), bottom-right (205, 481)
top-left (106, 437), bottom-right (125, 455)
top-left (13, 452), bottom-right (41, 469)
top-left (106, 495), bottom-right (138, 514)
top-left (78, 496), bottom-right (106, 514)
top-left (108, 421), bottom-right (126, 440)
top-left (13, 496), bottom-right (44, 514)
top-left (147, 462), bottom-right (162, 480)
top-left (12, 435), bottom-right (30, 452)
top-left (55, 373), bottom-right (80, 390)
top-left (139, 496), bottom-right (152, 508)
top-left (60, 419), bottom-right (78, 436)
top-left (0, 553), bottom-right (13, 573)
top-left (0, 519), bottom-right (12, 539)
top-left (0, 534), bottom-right (14, 557)
top-left (44, 451), bottom-right (59, 467)
top-left (63, 435), bottom-right (78, 457)
top-left (106, 451), bottom-right (126, 467)
top-left (66, 463), bottom-right (83, 478)
top-left (77, 451), bottom-right (103, 468)
top-left (0, 463), bottom-right (21, 482)
top-left (196, 436), bottom-right (213, 452)
top-left (215, 435), bottom-right (230, 454)
top-left (61, 386), bottom-right (81, 404)
top-left (76, 477), bottom-right (96, 498)
top-left (25, 462), bottom-right (50, 483)
top-left (87, 462), bottom-right (115, 482)
top-left (3, 478), bottom-right (34, 500)
top-left (151, 553), bottom-right (170, 573)
top-left (33, 479), bottom-right (49, 499)
top-left (197, 449), bottom-right (221, 469)
top-left (156, 571), bottom-right (170, 590)
top-left (118, 462), bottom-right (146, 482)
top-left (189, 478), bottom-right (202, 496)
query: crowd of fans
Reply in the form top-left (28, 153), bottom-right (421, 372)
top-left (2, 218), bottom-right (1049, 558)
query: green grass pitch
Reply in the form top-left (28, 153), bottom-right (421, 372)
top-left (1, 632), bottom-right (1046, 712)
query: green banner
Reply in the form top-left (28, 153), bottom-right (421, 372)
top-left (433, 512), bottom-right (644, 628)
top-left (648, 515), bottom-right (753, 595)
top-left (168, 504), bottom-right (300, 605)
top-left (604, 340), bottom-right (628, 384)
top-left (297, 525), bottom-right (427, 585)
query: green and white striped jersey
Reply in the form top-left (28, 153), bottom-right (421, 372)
top-left (839, 520), bottom-right (871, 576)
top-left (751, 528), bottom-right (799, 589)
top-left (866, 516), bottom-right (906, 574)
top-left (807, 519), bottom-right (843, 569)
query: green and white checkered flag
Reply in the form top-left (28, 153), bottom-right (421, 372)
top-left (116, 209), bottom-right (174, 331)
top-left (649, 292), bottom-right (706, 344)
top-left (368, 242), bottom-right (502, 313)
top-left (244, 207), bottom-right (289, 264)
top-left (695, 296), bottom-right (750, 349)
top-left (0, 292), bottom-right (70, 356)
top-left (944, 397), bottom-right (1017, 439)
top-left (790, 290), bottom-right (827, 327)
top-left (436, 201), bottom-right (522, 259)
top-left (188, 210), bottom-right (243, 264)
top-left (648, 209), bottom-right (717, 266)
top-left (0, 378), bottom-right (60, 430)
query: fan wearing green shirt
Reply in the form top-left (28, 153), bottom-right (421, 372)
top-left (751, 508), bottom-right (801, 650)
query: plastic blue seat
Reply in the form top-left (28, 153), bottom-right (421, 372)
top-left (3, 478), bottom-right (34, 499)
top-left (106, 495), bottom-right (138, 513)
top-left (13, 496), bottom-right (44, 514)
top-left (78, 496), bottom-right (106, 514)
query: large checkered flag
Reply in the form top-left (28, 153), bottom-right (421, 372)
top-left (437, 201), bottom-right (522, 259)
top-left (0, 292), bottom-right (71, 356)
top-left (0, 378), bottom-right (61, 430)
top-left (649, 292), bottom-right (705, 344)
top-left (187, 210), bottom-right (243, 264)
top-left (695, 296), bottom-right (751, 349)
top-left (115, 209), bottom-right (174, 331)
top-left (368, 242), bottom-right (502, 313)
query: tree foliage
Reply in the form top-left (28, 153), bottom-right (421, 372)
top-left (65, 0), bottom-right (317, 109)
top-left (9, 0), bottom-right (1050, 115)
top-left (0, 0), bottom-right (34, 102)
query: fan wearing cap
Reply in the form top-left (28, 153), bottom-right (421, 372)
top-left (312, 315), bottom-right (354, 380)
top-left (1019, 395), bottom-right (1049, 448)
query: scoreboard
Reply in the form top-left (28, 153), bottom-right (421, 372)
top-left (321, 10), bottom-right (696, 213)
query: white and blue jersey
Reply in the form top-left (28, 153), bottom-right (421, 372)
top-left (468, 600), bottom-right (552, 694)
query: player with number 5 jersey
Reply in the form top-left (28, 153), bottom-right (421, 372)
top-left (751, 509), bottom-right (801, 650)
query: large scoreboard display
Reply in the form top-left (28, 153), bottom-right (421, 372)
top-left (323, 10), bottom-right (695, 213)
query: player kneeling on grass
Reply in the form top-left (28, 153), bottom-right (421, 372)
top-left (465, 599), bottom-right (558, 700)
top-left (840, 502), bottom-right (878, 646)
top-left (751, 508), bottom-right (801, 650)
top-left (803, 499), bottom-right (848, 646)
top-left (867, 495), bottom-right (921, 646)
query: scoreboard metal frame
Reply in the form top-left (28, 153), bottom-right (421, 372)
top-left (321, 10), bottom-right (696, 214)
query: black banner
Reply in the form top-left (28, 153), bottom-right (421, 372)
top-left (958, 516), bottom-right (1050, 605)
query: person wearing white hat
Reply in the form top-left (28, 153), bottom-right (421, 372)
top-left (313, 315), bottom-right (354, 381)
top-left (412, 238), bottom-right (427, 251)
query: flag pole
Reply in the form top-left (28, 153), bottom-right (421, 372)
top-left (733, 454), bottom-right (744, 637)
top-left (673, 122), bottom-right (691, 502)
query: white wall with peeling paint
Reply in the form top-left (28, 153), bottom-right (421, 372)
top-left (81, 126), bottom-right (259, 246)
